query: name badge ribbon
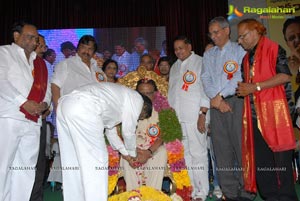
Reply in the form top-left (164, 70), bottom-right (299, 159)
top-left (182, 70), bottom-right (196, 91)
top-left (223, 61), bottom-right (238, 80)
top-left (147, 124), bottom-right (160, 144)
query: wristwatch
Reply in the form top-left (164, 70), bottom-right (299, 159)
top-left (218, 93), bottom-right (224, 99)
top-left (199, 111), bottom-right (207, 116)
top-left (256, 82), bottom-right (261, 91)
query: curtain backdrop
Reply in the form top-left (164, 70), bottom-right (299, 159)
top-left (0, 0), bottom-right (227, 57)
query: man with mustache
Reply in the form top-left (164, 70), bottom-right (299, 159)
top-left (51, 35), bottom-right (106, 114)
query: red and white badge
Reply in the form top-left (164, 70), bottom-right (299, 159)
top-left (223, 60), bottom-right (238, 80)
top-left (147, 124), bottom-right (160, 138)
top-left (182, 70), bottom-right (196, 91)
top-left (147, 124), bottom-right (160, 145)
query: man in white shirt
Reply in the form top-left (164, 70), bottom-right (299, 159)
top-left (0, 21), bottom-right (51, 201)
top-left (56, 82), bottom-right (152, 201)
top-left (111, 41), bottom-right (131, 78)
top-left (51, 35), bottom-right (106, 107)
top-left (51, 35), bottom-right (106, 138)
top-left (168, 35), bottom-right (210, 201)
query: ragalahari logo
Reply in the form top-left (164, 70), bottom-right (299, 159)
top-left (227, 4), bottom-right (244, 21)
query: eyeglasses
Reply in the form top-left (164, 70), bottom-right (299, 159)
top-left (208, 28), bottom-right (224, 38)
top-left (238, 31), bottom-right (250, 40)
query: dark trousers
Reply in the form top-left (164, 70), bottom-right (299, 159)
top-left (253, 119), bottom-right (298, 201)
top-left (30, 119), bottom-right (47, 201)
top-left (211, 97), bottom-right (253, 199)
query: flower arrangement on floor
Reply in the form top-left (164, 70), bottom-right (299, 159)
top-left (108, 186), bottom-right (172, 201)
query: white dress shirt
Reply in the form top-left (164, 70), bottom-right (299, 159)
top-left (51, 53), bottom-right (105, 96)
top-left (0, 43), bottom-right (51, 122)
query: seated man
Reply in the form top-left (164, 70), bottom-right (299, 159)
top-left (120, 79), bottom-right (168, 191)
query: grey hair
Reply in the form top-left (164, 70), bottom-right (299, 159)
top-left (134, 37), bottom-right (148, 47)
top-left (209, 16), bottom-right (230, 29)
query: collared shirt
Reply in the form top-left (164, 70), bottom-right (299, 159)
top-left (112, 51), bottom-right (131, 78)
top-left (0, 43), bottom-right (51, 122)
top-left (129, 49), bottom-right (148, 72)
top-left (168, 51), bottom-right (210, 122)
top-left (64, 82), bottom-right (143, 157)
top-left (201, 41), bottom-right (246, 99)
top-left (51, 53), bottom-right (106, 96)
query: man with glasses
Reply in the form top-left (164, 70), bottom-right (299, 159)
top-left (0, 21), bottom-right (51, 201)
top-left (236, 18), bottom-right (298, 201)
top-left (201, 16), bottom-right (253, 201)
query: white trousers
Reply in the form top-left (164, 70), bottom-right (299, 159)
top-left (0, 118), bottom-right (40, 201)
top-left (181, 122), bottom-right (209, 200)
top-left (121, 145), bottom-right (167, 191)
top-left (57, 95), bottom-right (108, 201)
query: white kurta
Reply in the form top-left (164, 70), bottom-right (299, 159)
top-left (57, 82), bottom-right (143, 201)
top-left (0, 43), bottom-right (51, 201)
top-left (168, 52), bottom-right (210, 200)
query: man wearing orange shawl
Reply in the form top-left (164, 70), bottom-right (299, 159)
top-left (236, 19), bottom-right (298, 201)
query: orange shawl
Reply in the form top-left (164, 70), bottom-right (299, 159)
top-left (242, 36), bottom-right (296, 192)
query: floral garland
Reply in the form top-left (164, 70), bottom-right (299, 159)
top-left (165, 140), bottom-right (192, 201)
top-left (108, 186), bottom-right (171, 201)
top-left (153, 92), bottom-right (192, 200)
top-left (108, 145), bottom-right (120, 195)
